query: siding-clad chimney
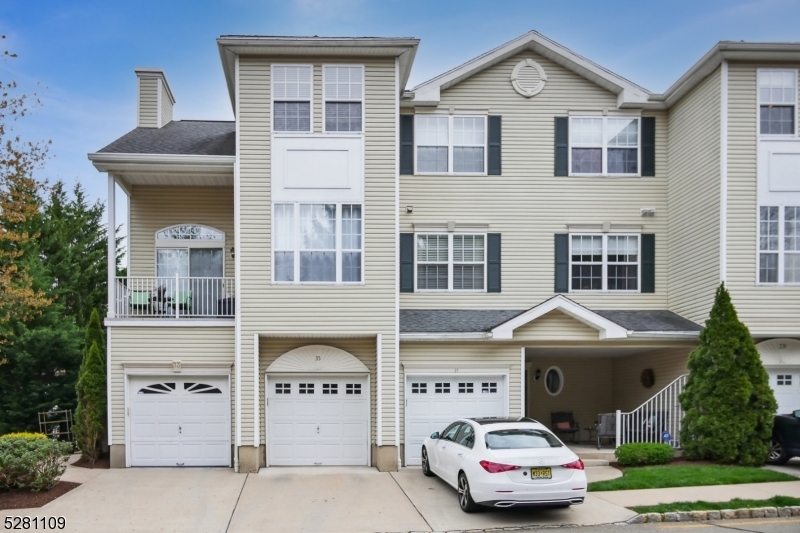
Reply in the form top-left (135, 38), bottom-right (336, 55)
top-left (134, 68), bottom-right (175, 128)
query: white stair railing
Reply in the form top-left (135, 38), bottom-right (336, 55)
top-left (616, 374), bottom-right (688, 449)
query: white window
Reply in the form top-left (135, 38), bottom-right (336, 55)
top-left (273, 203), bottom-right (363, 283)
top-left (569, 116), bottom-right (640, 176)
top-left (570, 234), bottom-right (639, 292)
top-left (415, 233), bottom-right (486, 292)
top-left (759, 69), bottom-right (797, 135)
top-left (273, 65), bottom-right (312, 133)
top-left (323, 65), bottom-right (363, 133)
top-left (759, 206), bottom-right (800, 284)
top-left (415, 115), bottom-right (487, 174)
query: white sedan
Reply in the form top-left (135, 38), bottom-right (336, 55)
top-left (421, 418), bottom-right (587, 512)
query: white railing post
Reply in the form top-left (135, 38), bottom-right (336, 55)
top-left (615, 409), bottom-right (621, 449)
top-left (175, 274), bottom-right (180, 319)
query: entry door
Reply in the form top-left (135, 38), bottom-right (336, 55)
top-left (129, 376), bottom-right (230, 467)
top-left (267, 375), bottom-right (369, 466)
top-left (768, 368), bottom-right (800, 414)
top-left (405, 375), bottom-right (505, 466)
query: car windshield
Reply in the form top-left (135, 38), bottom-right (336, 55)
top-left (485, 428), bottom-right (563, 449)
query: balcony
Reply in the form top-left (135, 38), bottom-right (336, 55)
top-left (114, 276), bottom-right (235, 319)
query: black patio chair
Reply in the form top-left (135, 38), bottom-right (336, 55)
top-left (551, 412), bottom-right (580, 443)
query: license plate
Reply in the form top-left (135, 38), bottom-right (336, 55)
top-left (530, 467), bottom-right (552, 479)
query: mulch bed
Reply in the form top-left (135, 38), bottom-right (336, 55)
top-left (72, 455), bottom-right (110, 469)
top-left (0, 482), bottom-right (80, 510)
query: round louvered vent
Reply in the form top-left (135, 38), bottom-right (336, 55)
top-left (511, 58), bottom-right (547, 98)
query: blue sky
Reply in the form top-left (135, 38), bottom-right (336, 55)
top-left (2, 0), bottom-right (800, 247)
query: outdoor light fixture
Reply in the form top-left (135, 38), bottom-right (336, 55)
top-left (230, 246), bottom-right (235, 259)
top-left (534, 368), bottom-right (542, 381)
top-left (406, 206), bottom-right (414, 213)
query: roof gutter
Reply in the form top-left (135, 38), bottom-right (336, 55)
top-left (399, 332), bottom-right (493, 341)
top-left (88, 152), bottom-right (236, 166)
top-left (626, 331), bottom-right (700, 340)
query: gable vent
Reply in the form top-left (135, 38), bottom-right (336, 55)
top-left (511, 58), bottom-right (547, 98)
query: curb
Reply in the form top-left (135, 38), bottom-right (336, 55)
top-left (626, 505), bottom-right (800, 524)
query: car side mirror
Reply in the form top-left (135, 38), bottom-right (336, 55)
top-left (793, 409), bottom-right (800, 418)
top-left (430, 432), bottom-right (440, 439)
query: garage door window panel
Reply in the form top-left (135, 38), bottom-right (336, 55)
top-left (345, 383), bottom-right (361, 395)
top-left (435, 382), bottom-right (451, 394)
top-left (299, 383), bottom-right (315, 394)
top-left (138, 382), bottom-right (176, 394)
top-left (322, 383), bottom-right (339, 395)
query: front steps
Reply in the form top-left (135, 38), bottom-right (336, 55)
top-left (571, 446), bottom-right (616, 467)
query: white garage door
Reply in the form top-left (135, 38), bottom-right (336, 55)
top-left (768, 368), bottom-right (800, 414)
top-left (129, 376), bottom-right (230, 467)
top-left (267, 375), bottom-right (369, 466)
top-left (405, 375), bottom-right (506, 466)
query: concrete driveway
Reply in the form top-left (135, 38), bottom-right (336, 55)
top-left (1, 464), bottom-right (633, 533)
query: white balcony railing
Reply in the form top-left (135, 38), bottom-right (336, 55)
top-left (114, 276), bottom-right (235, 318)
top-left (616, 374), bottom-right (688, 449)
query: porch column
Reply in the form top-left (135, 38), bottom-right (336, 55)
top-left (107, 174), bottom-right (116, 318)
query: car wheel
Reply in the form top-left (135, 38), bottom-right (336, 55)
top-left (421, 447), bottom-right (434, 477)
top-left (457, 472), bottom-right (480, 513)
top-left (768, 438), bottom-right (790, 465)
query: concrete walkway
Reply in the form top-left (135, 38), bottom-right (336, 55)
top-left (3, 461), bottom-right (800, 532)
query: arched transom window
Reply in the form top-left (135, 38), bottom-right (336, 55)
top-left (155, 225), bottom-right (225, 279)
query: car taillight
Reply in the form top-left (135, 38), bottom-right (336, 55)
top-left (562, 459), bottom-right (585, 470)
top-left (479, 460), bottom-right (520, 473)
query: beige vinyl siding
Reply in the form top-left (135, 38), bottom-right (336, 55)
top-left (128, 186), bottom-right (234, 278)
top-left (259, 338), bottom-right (377, 446)
top-left (159, 81), bottom-right (173, 125)
top-left (137, 78), bottom-right (159, 128)
top-left (399, 342), bottom-right (522, 444)
top-left (611, 346), bottom-right (691, 412)
top-left (511, 310), bottom-right (600, 342)
top-left (400, 50), bottom-right (669, 310)
top-left (526, 355), bottom-right (613, 431)
top-left (237, 56), bottom-right (398, 444)
top-left (108, 326), bottom-right (235, 445)
top-left (726, 63), bottom-right (800, 336)
top-left (666, 67), bottom-right (721, 324)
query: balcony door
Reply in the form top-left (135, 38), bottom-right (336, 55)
top-left (155, 225), bottom-right (225, 316)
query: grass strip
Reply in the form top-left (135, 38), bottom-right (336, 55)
top-left (631, 495), bottom-right (800, 514)
top-left (588, 465), bottom-right (797, 492)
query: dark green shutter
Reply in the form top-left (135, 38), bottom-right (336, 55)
top-left (641, 233), bottom-right (655, 293)
top-left (488, 116), bottom-right (502, 175)
top-left (487, 233), bottom-right (501, 292)
top-left (641, 117), bottom-right (655, 177)
top-left (400, 115), bottom-right (414, 175)
top-left (400, 233), bottom-right (414, 292)
top-left (554, 117), bottom-right (569, 176)
top-left (554, 234), bottom-right (569, 293)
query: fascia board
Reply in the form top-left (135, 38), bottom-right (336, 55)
top-left (399, 332), bottom-right (491, 341)
top-left (88, 153), bottom-right (235, 166)
top-left (491, 295), bottom-right (628, 340)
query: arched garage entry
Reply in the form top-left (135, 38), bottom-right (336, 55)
top-left (265, 345), bottom-right (370, 466)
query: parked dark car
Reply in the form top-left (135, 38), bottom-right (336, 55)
top-left (768, 410), bottom-right (800, 465)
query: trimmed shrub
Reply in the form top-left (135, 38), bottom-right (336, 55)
top-left (73, 341), bottom-right (106, 463)
top-left (615, 442), bottom-right (675, 466)
top-left (0, 435), bottom-right (72, 491)
top-left (84, 308), bottom-right (105, 364)
top-left (679, 284), bottom-right (777, 465)
top-left (0, 432), bottom-right (47, 441)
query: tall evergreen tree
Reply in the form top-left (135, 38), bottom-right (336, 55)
top-left (679, 283), bottom-right (777, 465)
top-left (73, 341), bottom-right (106, 463)
top-left (84, 309), bottom-right (105, 362)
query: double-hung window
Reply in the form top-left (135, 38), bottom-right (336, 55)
top-left (415, 233), bottom-right (485, 291)
top-left (759, 206), bottom-right (800, 284)
top-left (415, 115), bottom-right (487, 174)
top-left (570, 234), bottom-right (639, 291)
top-left (273, 65), bottom-right (312, 133)
top-left (759, 69), bottom-right (797, 135)
top-left (324, 65), bottom-right (363, 133)
top-left (273, 203), bottom-right (363, 283)
top-left (570, 117), bottom-right (640, 176)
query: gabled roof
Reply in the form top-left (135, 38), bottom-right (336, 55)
top-left (400, 296), bottom-right (703, 341)
top-left (406, 30), bottom-right (650, 108)
top-left (95, 120), bottom-right (235, 156)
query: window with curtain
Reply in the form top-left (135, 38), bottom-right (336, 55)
top-left (273, 203), bottom-right (363, 283)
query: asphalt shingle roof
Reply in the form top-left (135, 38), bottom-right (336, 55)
top-left (97, 121), bottom-right (235, 156)
top-left (400, 309), bottom-right (702, 334)
top-left (594, 310), bottom-right (703, 333)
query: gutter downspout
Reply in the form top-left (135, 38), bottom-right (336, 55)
top-left (233, 54), bottom-right (241, 473)
top-left (720, 60), bottom-right (728, 283)
top-left (395, 56), bottom-right (402, 471)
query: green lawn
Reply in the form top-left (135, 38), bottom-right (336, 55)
top-left (632, 496), bottom-right (800, 514)
top-left (588, 465), bottom-right (797, 492)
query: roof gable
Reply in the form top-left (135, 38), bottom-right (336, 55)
top-left (407, 30), bottom-right (650, 107)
